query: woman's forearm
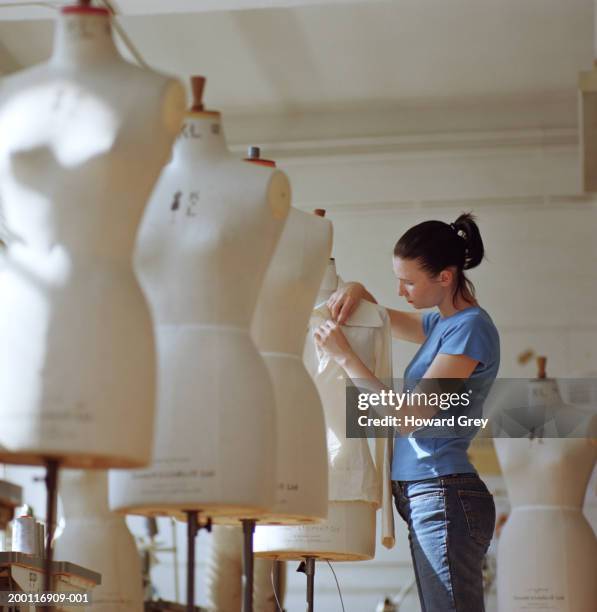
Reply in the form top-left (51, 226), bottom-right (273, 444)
top-left (337, 351), bottom-right (386, 393)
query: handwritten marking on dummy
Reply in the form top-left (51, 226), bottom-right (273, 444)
top-left (186, 191), bottom-right (200, 216)
top-left (180, 123), bottom-right (202, 139)
top-left (169, 190), bottom-right (200, 219)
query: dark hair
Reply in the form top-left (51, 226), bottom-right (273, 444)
top-left (393, 212), bottom-right (484, 305)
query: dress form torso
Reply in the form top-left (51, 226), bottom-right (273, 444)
top-left (248, 209), bottom-right (332, 523)
top-left (0, 7), bottom-right (185, 468)
top-left (494, 377), bottom-right (597, 612)
top-left (54, 470), bottom-right (144, 612)
top-left (109, 109), bottom-right (291, 519)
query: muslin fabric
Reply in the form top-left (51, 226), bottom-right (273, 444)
top-left (305, 298), bottom-right (395, 549)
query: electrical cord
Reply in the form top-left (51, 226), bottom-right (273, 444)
top-left (326, 560), bottom-right (345, 612)
top-left (97, 0), bottom-right (149, 68)
top-left (0, 1), bottom-right (149, 69)
top-left (270, 562), bottom-right (284, 612)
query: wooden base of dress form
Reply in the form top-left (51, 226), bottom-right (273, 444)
top-left (109, 502), bottom-right (274, 522)
top-left (253, 501), bottom-right (376, 561)
top-left (0, 449), bottom-right (145, 469)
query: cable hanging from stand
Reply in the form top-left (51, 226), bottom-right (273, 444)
top-left (270, 564), bottom-right (284, 612)
top-left (0, 0), bottom-right (149, 69)
top-left (326, 560), bottom-right (345, 612)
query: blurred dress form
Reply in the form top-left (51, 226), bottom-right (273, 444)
top-left (109, 78), bottom-right (290, 520)
top-left (55, 470), bottom-right (144, 612)
top-left (494, 359), bottom-right (597, 612)
top-left (248, 155), bottom-right (331, 524)
top-left (205, 192), bottom-right (332, 611)
top-left (207, 525), bottom-right (286, 612)
top-left (255, 259), bottom-right (395, 561)
top-left (0, 3), bottom-right (184, 467)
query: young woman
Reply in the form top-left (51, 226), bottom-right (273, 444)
top-left (313, 213), bottom-right (500, 612)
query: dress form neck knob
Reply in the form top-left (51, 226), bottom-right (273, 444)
top-left (62, 0), bottom-right (109, 16)
top-left (537, 356), bottom-right (547, 379)
top-left (190, 76), bottom-right (206, 112)
top-left (244, 145), bottom-right (276, 168)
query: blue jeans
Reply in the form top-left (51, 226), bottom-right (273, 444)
top-left (392, 473), bottom-right (495, 612)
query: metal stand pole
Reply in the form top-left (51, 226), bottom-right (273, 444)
top-left (185, 510), bottom-right (199, 612)
top-left (273, 560), bottom-right (285, 608)
top-left (305, 557), bottom-right (315, 612)
top-left (184, 510), bottom-right (211, 612)
top-left (297, 556), bottom-right (316, 612)
top-left (241, 519), bottom-right (256, 612)
top-left (43, 459), bottom-right (59, 612)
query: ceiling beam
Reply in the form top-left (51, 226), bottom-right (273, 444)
top-left (0, 0), bottom-right (375, 21)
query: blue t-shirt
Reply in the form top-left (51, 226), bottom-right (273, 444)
top-left (391, 306), bottom-right (500, 481)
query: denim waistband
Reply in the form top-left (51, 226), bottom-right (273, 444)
top-left (392, 473), bottom-right (486, 496)
top-left (394, 472), bottom-right (479, 486)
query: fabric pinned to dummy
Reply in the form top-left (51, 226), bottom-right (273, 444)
top-left (305, 298), bottom-right (395, 549)
top-left (310, 300), bottom-right (383, 374)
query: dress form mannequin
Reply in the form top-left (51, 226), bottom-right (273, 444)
top-left (494, 358), bottom-right (597, 611)
top-left (249, 152), bottom-right (330, 524)
top-left (109, 78), bottom-right (291, 520)
top-left (255, 257), bottom-right (395, 561)
top-left (54, 470), bottom-right (144, 611)
top-left (0, 2), bottom-right (185, 467)
top-left (204, 157), bottom-right (329, 612)
top-left (207, 525), bottom-right (286, 612)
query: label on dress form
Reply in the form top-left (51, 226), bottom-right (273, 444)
top-left (128, 457), bottom-right (216, 498)
top-left (3, 403), bottom-right (95, 445)
top-left (511, 587), bottom-right (565, 610)
top-left (275, 481), bottom-right (300, 507)
top-left (285, 523), bottom-right (342, 545)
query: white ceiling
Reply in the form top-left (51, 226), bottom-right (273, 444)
top-left (0, 0), bottom-right (592, 137)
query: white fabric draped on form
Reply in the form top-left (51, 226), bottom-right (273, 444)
top-left (305, 295), bottom-right (395, 549)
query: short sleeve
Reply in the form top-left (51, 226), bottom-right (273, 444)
top-left (423, 311), bottom-right (441, 336)
top-left (439, 315), bottom-right (495, 366)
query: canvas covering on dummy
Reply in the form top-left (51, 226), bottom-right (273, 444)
top-left (54, 470), bottom-right (144, 612)
top-left (492, 374), bottom-right (597, 612)
top-left (109, 89), bottom-right (290, 520)
top-left (0, 5), bottom-right (185, 468)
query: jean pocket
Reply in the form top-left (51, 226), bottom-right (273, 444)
top-left (457, 489), bottom-right (496, 549)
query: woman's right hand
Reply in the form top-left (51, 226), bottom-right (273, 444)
top-left (327, 282), bottom-right (368, 324)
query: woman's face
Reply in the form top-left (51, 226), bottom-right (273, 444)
top-left (392, 256), bottom-right (451, 309)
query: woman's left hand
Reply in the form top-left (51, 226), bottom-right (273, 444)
top-left (313, 320), bottom-right (355, 364)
